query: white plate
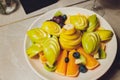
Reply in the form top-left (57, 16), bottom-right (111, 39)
top-left (24, 7), bottom-right (117, 80)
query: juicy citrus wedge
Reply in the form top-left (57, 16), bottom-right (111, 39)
top-left (39, 52), bottom-right (47, 63)
top-left (66, 50), bottom-right (79, 77)
top-left (77, 47), bottom-right (100, 70)
top-left (55, 50), bottom-right (68, 75)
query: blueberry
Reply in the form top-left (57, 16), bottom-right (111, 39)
top-left (62, 14), bottom-right (67, 21)
top-left (79, 64), bottom-right (88, 73)
top-left (65, 57), bottom-right (69, 63)
top-left (73, 52), bottom-right (80, 59)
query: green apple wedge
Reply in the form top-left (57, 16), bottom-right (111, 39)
top-left (27, 28), bottom-right (50, 43)
top-left (87, 14), bottom-right (99, 32)
top-left (82, 32), bottom-right (100, 54)
top-left (96, 30), bottom-right (113, 41)
top-left (26, 43), bottom-right (42, 58)
top-left (42, 36), bottom-right (60, 68)
top-left (69, 14), bottom-right (88, 30)
top-left (41, 21), bottom-right (61, 36)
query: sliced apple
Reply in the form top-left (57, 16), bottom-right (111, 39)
top-left (69, 14), bottom-right (88, 30)
top-left (82, 32), bottom-right (100, 54)
top-left (41, 21), bottom-right (61, 36)
top-left (42, 36), bottom-right (60, 67)
top-left (96, 30), bottom-right (113, 41)
top-left (27, 28), bottom-right (50, 43)
top-left (87, 14), bottom-right (99, 32)
top-left (26, 43), bottom-right (42, 58)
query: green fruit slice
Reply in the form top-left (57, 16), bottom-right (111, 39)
top-left (87, 14), bottom-right (99, 32)
top-left (69, 14), bottom-right (88, 30)
top-left (96, 30), bottom-right (113, 41)
top-left (42, 37), bottom-right (60, 67)
top-left (54, 11), bottom-right (63, 17)
top-left (44, 64), bottom-right (56, 72)
top-left (27, 28), bottom-right (50, 43)
top-left (41, 21), bottom-right (61, 36)
top-left (26, 43), bottom-right (42, 58)
top-left (82, 32), bottom-right (100, 54)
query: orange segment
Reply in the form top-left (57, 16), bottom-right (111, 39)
top-left (77, 47), bottom-right (100, 70)
top-left (39, 52), bottom-right (47, 63)
top-left (55, 50), bottom-right (68, 75)
top-left (66, 50), bottom-right (79, 77)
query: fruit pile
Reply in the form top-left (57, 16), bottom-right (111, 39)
top-left (26, 11), bottom-right (113, 77)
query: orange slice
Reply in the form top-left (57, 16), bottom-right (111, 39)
top-left (39, 52), bottom-right (47, 63)
top-left (66, 50), bottom-right (79, 77)
top-left (55, 50), bottom-right (68, 75)
top-left (77, 47), bottom-right (100, 70)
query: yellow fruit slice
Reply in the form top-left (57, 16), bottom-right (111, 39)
top-left (69, 14), bottom-right (88, 30)
top-left (41, 21), bottom-right (61, 36)
top-left (77, 47), bottom-right (100, 70)
top-left (60, 30), bottom-right (81, 40)
top-left (66, 50), bottom-right (79, 77)
top-left (59, 24), bottom-right (82, 50)
top-left (61, 24), bottom-right (76, 35)
top-left (55, 50), bottom-right (68, 75)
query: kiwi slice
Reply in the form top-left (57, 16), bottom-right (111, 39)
top-left (44, 64), bottom-right (56, 72)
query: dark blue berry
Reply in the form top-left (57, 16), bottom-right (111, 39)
top-left (73, 52), bottom-right (80, 59)
top-left (65, 57), bottom-right (69, 63)
top-left (62, 15), bottom-right (67, 21)
top-left (79, 64), bottom-right (88, 73)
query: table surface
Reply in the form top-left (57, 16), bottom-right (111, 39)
top-left (0, 0), bottom-right (120, 80)
top-left (0, 0), bottom-right (86, 27)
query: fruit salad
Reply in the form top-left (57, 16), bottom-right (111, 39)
top-left (26, 11), bottom-right (113, 77)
